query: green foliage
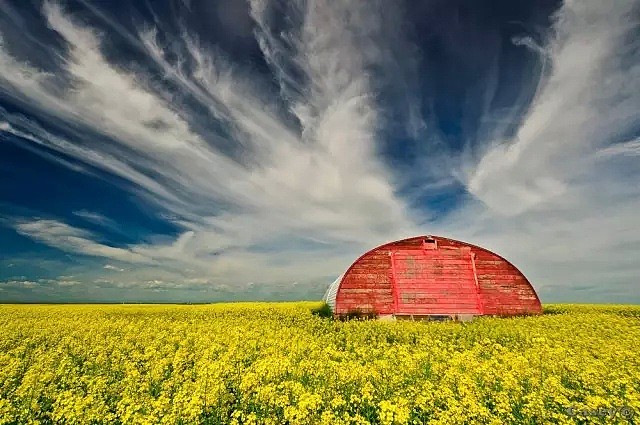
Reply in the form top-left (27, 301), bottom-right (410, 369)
top-left (339, 308), bottom-right (377, 321)
top-left (311, 302), bottom-right (333, 318)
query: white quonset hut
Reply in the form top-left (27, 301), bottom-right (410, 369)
top-left (323, 274), bottom-right (343, 313)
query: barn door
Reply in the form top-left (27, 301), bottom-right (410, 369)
top-left (390, 245), bottom-right (482, 316)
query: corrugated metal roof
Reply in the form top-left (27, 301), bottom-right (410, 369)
top-left (322, 273), bottom-right (343, 312)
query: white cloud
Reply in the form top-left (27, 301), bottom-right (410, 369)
top-left (13, 219), bottom-right (151, 264)
top-left (595, 137), bottom-right (640, 158)
top-left (0, 0), bottom-right (638, 302)
top-left (0, 0), bottom-right (423, 292)
top-left (2, 280), bottom-right (40, 288)
top-left (441, 0), bottom-right (640, 299)
top-left (73, 210), bottom-right (118, 228)
top-left (55, 280), bottom-right (80, 287)
top-left (103, 264), bottom-right (125, 272)
top-left (466, 0), bottom-right (640, 216)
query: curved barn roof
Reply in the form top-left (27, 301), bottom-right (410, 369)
top-left (324, 235), bottom-right (541, 317)
top-left (322, 273), bottom-right (343, 312)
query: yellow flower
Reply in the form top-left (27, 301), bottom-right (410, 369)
top-left (0, 303), bottom-right (638, 424)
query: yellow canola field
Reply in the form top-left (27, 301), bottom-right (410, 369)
top-left (0, 303), bottom-right (639, 425)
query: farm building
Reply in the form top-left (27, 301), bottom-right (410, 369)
top-left (323, 235), bottom-right (542, 319)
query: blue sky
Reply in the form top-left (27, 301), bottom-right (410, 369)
top-left (0, 0), bottom-right (639, 303)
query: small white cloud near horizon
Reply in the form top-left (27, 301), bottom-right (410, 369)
top-left (103, 264), bottom-right (125, 272)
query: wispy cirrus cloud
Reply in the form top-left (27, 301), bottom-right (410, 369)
top-left (466, 0), bottom-right (640, 216)
top-left (73, 210), bottom-right (119, 229)
top-left (438, 0), bottom-right (640, 302)
top-left (0, 0), bottom-right (421, 294)
top-left (595, 137), bottom-right (640, 158)
top-left (0, 0), bottom-right (638, 302)
top-left (13, 219), bottom-right (151, 264)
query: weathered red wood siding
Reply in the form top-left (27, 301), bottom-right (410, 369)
top-left (334, 236), bottom-right (541, 317)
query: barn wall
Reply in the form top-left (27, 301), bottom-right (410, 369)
top-left (334, 248), bottom-right (395, 315)
top-left (333, 236), bottom-right (541, 317)
top-left (436, 237), bottom-right (541, 316)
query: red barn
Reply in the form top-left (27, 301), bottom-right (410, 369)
top-left (323, 235), bottom-right (541, 319)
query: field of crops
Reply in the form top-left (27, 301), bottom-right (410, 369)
top-left (0, 303), bottom-right (639, 425)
